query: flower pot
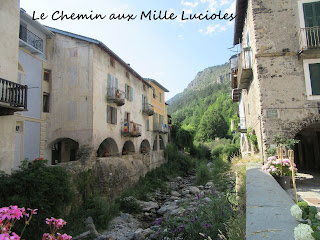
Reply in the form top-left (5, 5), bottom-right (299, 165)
top-left (274, 176), bottom-right (292, 190)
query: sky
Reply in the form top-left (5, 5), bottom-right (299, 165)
top-left (20, 0), bottom-right (237, 100)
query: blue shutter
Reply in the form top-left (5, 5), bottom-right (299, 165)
top-left (115, 78), bottom-right (118, 89)
top-left (107, 105), bottom-right (111, 123)
top-left (146, 96), bottom-right (149, 107)
top-left (142, 94), bottom-right (144, 110)
top-left (108, 74), bottom-right (111, 89)
top-left (125, 83), bottom-right (128, 99)
top-left (130, 87), bottom-right (133, 101)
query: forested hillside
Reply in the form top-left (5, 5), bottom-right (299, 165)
top-left (168, 63), bottom-right (238, 141)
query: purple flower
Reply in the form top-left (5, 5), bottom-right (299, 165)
top-left (154, 218), bottom-right (163, 225)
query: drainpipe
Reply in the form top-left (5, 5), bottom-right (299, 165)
top-left (258, 115), bottom-right (264, 164)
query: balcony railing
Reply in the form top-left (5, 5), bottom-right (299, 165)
top-left (142, 103), bottom-right (154, 116)
top-left (0, 78), bottom-right (27, 115)
top-left (107, 87), bottom-right (125, 106)
top-left (237, 47), bottom-right (253, 89)
top-left (153, 123), bottom-right (169, 133)
top-left (121, 121), bottom-right (141, 137)
top-left (232, 89), bottom-right (241, 102)
top-left (298, 27), bottom-right (320, 52)
top-left (19, 25), bottom-right (43, 52)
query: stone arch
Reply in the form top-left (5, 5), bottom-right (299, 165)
top-left (153, 135), bottom-right (158, 151)
top-left (293, 121), bottom-right (320, 172)
top-left (97, 138), bottom-right (119, 157)
top-left (122, 140), bottom-right (135, 155)
top-left (159, 135), bottom-right (165, 150)
top-left (140, 139), bottom-right (151, 154)
top-left (49, 138), bottom-right (79, 165)
top-left (288, 115), bottom-right (320, 138)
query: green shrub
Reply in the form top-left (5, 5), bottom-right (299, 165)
top-left (223, 144), bottom-right (240, 161)
top-left (0, 159), bottom-right (73, 239)
top-left (196, 162), bottom-right (211, 185)
top-left (190, 144), bottom-right (211, 160)
top-left (118, 196), bottom-right (141, 214)
top-left (211, 145), bottom-right (225, 158)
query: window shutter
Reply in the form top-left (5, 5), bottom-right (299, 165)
top-left (146, 96), bottom-right (149, 106)
top-left (115, 78), bottom-right (118, 89)
top-left (130, 87), bottom-right (133, 101)
top-left (107, 105), bottom-right (111, 123)
top-left (142, 94), bottom-right (144, 110)
top-left (115, 108), bottom-right (117, 124)
top-left (310, 63), bottom-right (320, 95)
top-left (147, 119), bottom-right (149, 131)
top-left (125, 83), bottom-right (128, 99)
top-left (112, 107), bottom-right (116, 124)
top-left (108, 74), bottom-right (111, 89)
top-left (124, 111), bottom-right (127, 122)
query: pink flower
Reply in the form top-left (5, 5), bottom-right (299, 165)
top-left (57, 233), bottom-right (72, 240)
top-left (27, 208), bottom-right (38, 215)
top-left (267, 156), bottom-right (277, 161)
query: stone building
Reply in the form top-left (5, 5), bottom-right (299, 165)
top-left (231, 0), bottom-right (320, 171)
top-left (44, 27), bottom-right (169, 167)
top-left (0, 3), bottom-right (52, 173)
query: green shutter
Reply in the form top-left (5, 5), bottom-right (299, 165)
top-left (125, 83), bottom-right (128, 99)
top-left (310, 63), bottom-right (320, 95)
top-left (146, 96), bottom-right (149, 106)
top-left (107, 105), bottom-right (111, 123)
top-left (130, 87), bottom-right (133, 101)
top-left (142, 94), bottom-right (144, 110)
top-left (303, 2), bottom-right (320, 27)
top-left (108, 74), bottom-right (111, 89)
top-left (115, 78), bottom-right (118, 89)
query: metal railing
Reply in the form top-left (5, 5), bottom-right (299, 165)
top-left (0, 78), bottom-right (27, 109)
top-left (240, 47), bottom-right (252, 69)
top-left (142, 103), bottom-right (154, 115)
top-left (121, 121), bottom-right (142, 136)
top-left (153, 123), bottom-right (169, 133)
top-left (19, 25), bottom-right (43, 52)
top-left (298, 27), bottom-right (320, 51)
top-left (107, 87), bottom-right (125, 100)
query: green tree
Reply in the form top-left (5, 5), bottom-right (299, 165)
top-left (197, 108), bottom-right (229, 141)
top-left (177, 128), bottom-right (194, 151)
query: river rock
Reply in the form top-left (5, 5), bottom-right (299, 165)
top-left (133, 228), bottom-right (153, 240)
top-left (138, 201), bottom-right (159, 212)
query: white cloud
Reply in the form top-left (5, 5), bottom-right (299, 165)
top-left (183, 8), bottom-right (193, 14)
top-left (178, 34), bottom-right (184, 39)
top-left (224, 0), bottom-right (236, 14)
top-left (198, 28), bottom-right (203, 33)
top-left (220, 26), bottom-right (227, 31)
top-left (200, 0), bottom-right (218, 13)
top-left (205, 24), bottom-right (220, 34)
top-left (220, 0), bottom-right (229, 6)
top-left (181, 0), bottom-right (199, 8)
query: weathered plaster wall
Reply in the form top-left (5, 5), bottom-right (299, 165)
top-left (0, 0), bottom-right (19, 173)
top-left (92, 45), bottom-right (153, 154)
top-left (45, 34), bottom-right (94, 152)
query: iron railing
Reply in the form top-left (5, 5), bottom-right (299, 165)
top-left (121, 121), bottom-right (142, 137)
top-left (19, 25), bottom-right (43, 52)
top-left (142, 103), bottom-right (154, 116)
top-left (107, 87), bottom-right (125, 106)
top-left (0, 78), bottom-right (28, 109)
top-left (153, 123), bottom-right (169, 133)
top-left (298, 27), bottom-right (320, 51)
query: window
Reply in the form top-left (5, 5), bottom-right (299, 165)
top-left (124, 111), bottom-right (130, 123)
top-left (159, 92), bottom-right (162, 103)
top-left (143, 84), bottom-right (146, 91)
top-left (43, 70), bottom-right (51, 82)
top-left (303, 2), bottom-right (320, 28)
top-left (107, 105), bottom-right (117, 124)
top-left (125, 84), bottom-right (133, 101)
top-left (126, 71), bottom-right (129, 79)
top-left (303, 59), bottom-right (320, 100)
top-left (152, 87), bottom-right (156, 99)
top-left (110, 58), bottom-right (115, 67)
top-left (43, 93), bottom-right (49, 112)
top-left (146, 119), bottom-right (150, 131)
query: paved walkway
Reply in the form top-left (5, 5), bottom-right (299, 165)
top-left (246, 163), bottom-right (297, 240)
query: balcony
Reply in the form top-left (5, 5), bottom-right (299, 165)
top-left (236, 117), bottom-right (247, 133)
top-left (159, 123), bottom-right (169, 134)
top-left (237, 47), bottom-right (253, 89)
top-left (121, 121), bottom-right (141, 137)
top-left (229, 54), bottom-right (239, 89)
top-left (107, 87), bottom-right (125, 106)
top-left (19, 25), bottom-right (43, 54)
top-left (0, 78), bottom-right (28, 115)
top-left (142, 103), bottom-right (154, 116)
top-left (232, 89), bottom-right (242, 102)
top-left (298, 27), bottom-right (320, 54)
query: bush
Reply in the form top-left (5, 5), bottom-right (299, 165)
top-left (223, 144), bottom-right (240, 161)
top-left (0, 159), bottom-right (73, 239)
top-left (196, 162), bottom-right (211, 185)
top-left (190, 144), bottom-right (211, 160)
top-left (118, 196), bottom-right (141, 214)
top-left (211, 145), bottom-right (225, 158)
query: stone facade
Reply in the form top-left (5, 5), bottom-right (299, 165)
top-left (232, 0), bottom-right (320, 167)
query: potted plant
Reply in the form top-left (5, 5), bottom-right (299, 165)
top-left (262, 155), bottom-right (297, 189)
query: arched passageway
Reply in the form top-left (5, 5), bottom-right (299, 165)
top-left (97, 138), bottom-right (119, 157)
top-left (122, 140), bottom-right (135, 155)
top-left (50, 138), bottom-right (79, 165)
top-left (159, 135), bottom-right (165, 150)
top-left (140, 139), bottom-right (151, 154)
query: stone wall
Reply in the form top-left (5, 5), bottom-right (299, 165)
top-left (60, 151), bottom-right (166, 202)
